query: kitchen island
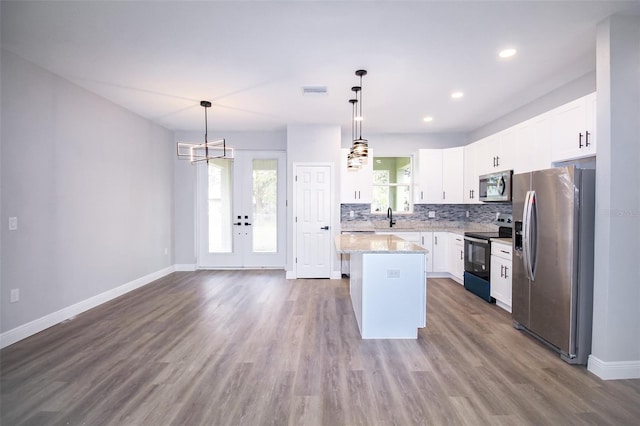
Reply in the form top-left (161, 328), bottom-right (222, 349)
top-left (335, 234), bottom-right (428, 339)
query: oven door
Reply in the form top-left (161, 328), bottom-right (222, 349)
top-left (464, 236), bottom-right (491, 279)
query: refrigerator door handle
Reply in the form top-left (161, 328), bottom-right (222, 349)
top-left (523, 190), bottom-right (536, 281)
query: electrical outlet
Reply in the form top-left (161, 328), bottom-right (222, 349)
top-left (466, 210), bottom-right (470, 218)
top-left (349, 210), bottom-right (355, 218)
top-left (10, 288), bottom-right (19, 303)
top-left (387, 269), bottom-right (401, 278)
top-left (428, 211), bottom-right (436, 219)
top-left (496, 212), bottom-right (500, 220)
top-left (8, 217), bottom-right (18, 231)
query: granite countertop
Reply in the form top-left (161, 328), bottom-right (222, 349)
top-left (334, 234), bottom-right (429, 254)
top-left (491, 237), bottom-right (513, 245)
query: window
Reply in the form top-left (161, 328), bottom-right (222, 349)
top-left (371, 157), bottom-right (412, 213)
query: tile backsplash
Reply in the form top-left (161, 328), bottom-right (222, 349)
top-left (341, 203), bottom-right (512, 224)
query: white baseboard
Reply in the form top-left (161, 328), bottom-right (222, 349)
top-left (331, 271), bottom-right (342, 279)
top-left (285, 270), bottom-right (296, 279)
top-left (588, 355), bottom-right (640, 380)
top-left (174, 264), bottom-right (196, 271)
top-left (0, 265), bottom-right (175, 349)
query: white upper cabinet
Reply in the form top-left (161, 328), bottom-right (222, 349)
top-left (463, 142), bottom-right (481, 204)
top-left (550, 92), bottom-right (596, 162)
top-left (476, 129), bottom-right (515, 176)
top-left (413, 149), bottom-right (442, 204)
top-left (340, 148), bottom-right (373, 204)
top-left (442, 147), bottom-right (464, 204)
top-left (513, 111), bottom-right (552, 173)
top-left (414, 147), bottom-right (463, 204)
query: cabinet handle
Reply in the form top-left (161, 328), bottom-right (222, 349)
top-left (500, 264), bottom-right (504, 278)
top-left (500, 250), bottom-right (509, 254)
top-left (358, 190), bottom-right (361, 199)
top-left (421, 191), bottom-right (424, 200)
top-left (492, 156), bottom-right (496, 167)
top-left (578, 132), bottom-right (584, 148)
top-left (421, 236), bottom-right (424, 245)
top-left (460, 250), bottom-right (463, 260)
top-left (442, 191), bottom-right (446, 200)
top-left (435, 236), bottom-right (438, 245)
top-left (585, 131), bottom-right (591, 147)
top-left (354, 191), bottom-right (357, 199)
top-left (496, 156), bottom-right (500, 167)
top-left (504, 266), bottom-right (509, 279)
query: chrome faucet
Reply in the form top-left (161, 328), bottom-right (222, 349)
top-left (387, 207), bottom-right (396, 228)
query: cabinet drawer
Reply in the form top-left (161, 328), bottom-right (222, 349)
top-left (491, 242), bottom-right (512, 259)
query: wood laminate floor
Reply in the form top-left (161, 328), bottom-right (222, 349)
top-left (1, 270), bottom-right (639, 425)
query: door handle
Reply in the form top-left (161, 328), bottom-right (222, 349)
top-left (320, 226), bottom-right (329, 230)
top-left (233, 222), bottom-right (242, 226)
top-left (244, 222), bottom-right (251, 226)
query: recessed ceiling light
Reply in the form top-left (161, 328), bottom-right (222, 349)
top-left (423, 116), bottom-right (434, 123)
top-left (451, 91), bottom-right (464, 99)
top-left (499, 48), bottom-right (517, 59)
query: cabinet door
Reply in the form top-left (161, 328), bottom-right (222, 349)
top-left (496, 127), bottom-right (515, 171)
top-left (550, 94), bottom-right (596, 162)
top-left (432, 231), bottom-right (448, 272)
top-left (463, 142), bottom-right (481, 204)
top-left (442, 147), bottom-right (464, 204)
top-left (420, 232), bottom-right (434, 272)
top-left (423, 149), bottom-right (443, 203)
top-left (514, 113), bottom-right (552, 173)
top-left (447, 233), bottom-right (464, 281)
top-left (475, 136), bottom-right (499, 176)
top-left (490, 255), bottom-right (512, 310)
top-left (340, 148), bottom-right (373, 203)
top-left (413, 150), bottom-right (429, 204)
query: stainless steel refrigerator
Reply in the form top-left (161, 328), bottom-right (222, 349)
top-left (512, 166), bottom-right (595, 365)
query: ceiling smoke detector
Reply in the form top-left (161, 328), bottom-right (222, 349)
top-left (302, 86), bottom-right (328, 96)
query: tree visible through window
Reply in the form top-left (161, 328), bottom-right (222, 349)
top-left (371, 157), bottom-right (412, 213)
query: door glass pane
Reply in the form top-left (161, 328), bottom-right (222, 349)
top-left (252, 159), bottom-right (278, 253)
top-left (208, 159), bottom-right (233, 253)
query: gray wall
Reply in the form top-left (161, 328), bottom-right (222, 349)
top-left (591, 15), bottom-right (640, 374)
top-left (287, 124), bottom-right (342, 275)
top-left (342, 130), bottom-right (467, 154)
top-left (470, 71), bottom-right (596, 142)
top-left (1, 50), bottom-right (174, 332)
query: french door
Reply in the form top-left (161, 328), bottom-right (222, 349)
top-left (197, 151), bottom-right (286, 268)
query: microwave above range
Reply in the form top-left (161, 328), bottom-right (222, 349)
top-left (479, 170), bottom-right (513, 202)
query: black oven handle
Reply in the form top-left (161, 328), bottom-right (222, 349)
top-left (464, 236), bottom-right (490, 244)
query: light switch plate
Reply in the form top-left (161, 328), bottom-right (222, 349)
top-left (8, 217), bottom-right (18, 231)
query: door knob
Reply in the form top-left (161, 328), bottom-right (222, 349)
top-left (320, 226), bottom-right (329, 230)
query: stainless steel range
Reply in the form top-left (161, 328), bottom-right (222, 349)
top-left (463, 215), bottom-right (512, 302)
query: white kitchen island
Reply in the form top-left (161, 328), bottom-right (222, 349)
top-left (335, 234), bottom-right (428, 339)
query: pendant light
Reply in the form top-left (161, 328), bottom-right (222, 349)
top-left (177, 100), bottom-right (233, 164)
top-left (347, 98), bottom-right (361, 169)
top-left (352, 69), bottom-right (368, 162)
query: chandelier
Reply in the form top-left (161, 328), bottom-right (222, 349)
top-left (177, 100), bottom-right (233, 164)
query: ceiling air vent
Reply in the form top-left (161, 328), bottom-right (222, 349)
top-left (302, 86), bottom-right (328, 96)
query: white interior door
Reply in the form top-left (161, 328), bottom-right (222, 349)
top-left (295, 165), bottom-right (332, 278)
top-left (197, 151), bottom-right (286, 268)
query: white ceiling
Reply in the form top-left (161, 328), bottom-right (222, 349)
top-left (2, 1), bottom-right (639, 134)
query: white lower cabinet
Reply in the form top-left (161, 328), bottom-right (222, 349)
top-left (490, 241), bottom-right (513, 312)
top-left (432, 232), bottom-right (449, 273)
top-left (448, 233), bottom-right (464, 283)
